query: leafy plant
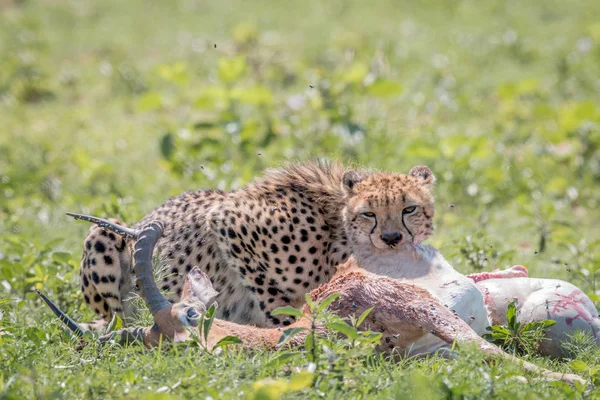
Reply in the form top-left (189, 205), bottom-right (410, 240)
top-left (484, 300), bottom-right (556, 355)
top-left (189, 303), bottom-right (243, 354)
top-left (271, 292), bottom-right (341, 363)
top-left (0, 236), bottom-right (76, 300)
top-left (325, 306), bottom-right (381, 349)
top-left (269, 291), bottom-right (383, 393)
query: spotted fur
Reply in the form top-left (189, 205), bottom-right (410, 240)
top-left (78, 161), bottom-right (435, 327)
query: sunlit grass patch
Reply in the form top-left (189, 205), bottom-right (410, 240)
top-left (1, 0), bottom-right (600, 397)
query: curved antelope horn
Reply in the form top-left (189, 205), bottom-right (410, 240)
top-left (66, 212), bottom-right (170, 314)
top-left (36, 288), bottom-right (147, 346)
top-left (35, 289), bottom-right (89, 338)
top-left (132, 221), bottom-right (171, 314)
top-left (66, 212), bottom-right (139, 239)
top-left (43, 216), bottom-right (169, 344)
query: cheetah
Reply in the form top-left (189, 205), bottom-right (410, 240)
top-left (77, 161), bottom-right (436, 327)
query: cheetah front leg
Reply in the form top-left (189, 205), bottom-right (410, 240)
top-left (69, 212), bottom-right (138, 328)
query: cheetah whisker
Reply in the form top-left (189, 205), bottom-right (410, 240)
top-left (66, 212), bottom-right (140, 239)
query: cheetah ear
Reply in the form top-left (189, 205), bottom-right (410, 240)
top-left (182, 267), bottom-right (219, 306)
top-left (341, 170), bottom-right (362, 195)
top-left (408, 165), bottom-right (435, 186)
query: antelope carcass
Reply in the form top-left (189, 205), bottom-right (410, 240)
top-left (38, 219), bottom-right (586, 386)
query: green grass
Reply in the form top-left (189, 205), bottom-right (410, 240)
top-left (1, 0), bottom-right (600, 398)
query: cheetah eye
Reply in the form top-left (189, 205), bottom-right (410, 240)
top-left (402, 206), bottom-right (417, 214)
top-left (361, 212), bottom-right (376, 218)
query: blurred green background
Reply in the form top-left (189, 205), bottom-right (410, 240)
top-left (1, 0), bottom-right (600, 397)
top-left (2, 0), bottom-right (599, 293)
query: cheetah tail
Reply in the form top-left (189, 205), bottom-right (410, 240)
top-left (35, 289), bottom-right (90, 338)
top-left (66, 212), bottom-right (139, 239)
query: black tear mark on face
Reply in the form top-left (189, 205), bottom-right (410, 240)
top-left (402, 214), bottom-right (413, 241)
top-left (369, 215), bottom-right (378, 245)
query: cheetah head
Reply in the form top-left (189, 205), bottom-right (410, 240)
top-left (341, 165), bottom-right (435, 255)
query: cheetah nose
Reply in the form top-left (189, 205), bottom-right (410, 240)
top-left (380, 232), bottom-right (402, 246)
